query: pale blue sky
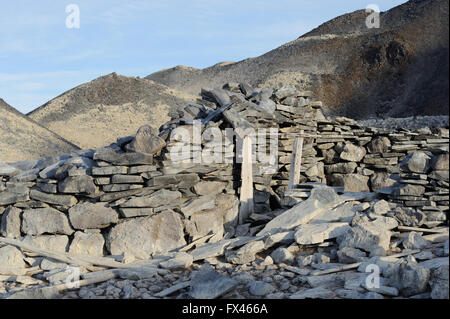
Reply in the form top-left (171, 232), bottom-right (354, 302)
top-left (0, 0), bottom-right (407, 113)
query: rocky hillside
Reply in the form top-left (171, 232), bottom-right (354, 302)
top-left (0, 98), bottom-right (79, 163)
top-left (28, 73), bottom-right (196, 150)
top-left (146, 0), bottom-right (449, 119)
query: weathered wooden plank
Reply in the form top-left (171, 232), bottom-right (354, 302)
top-left (288, 130), bottom-right (304, 190)
top-left (239, 135), bottom-right (254, 223)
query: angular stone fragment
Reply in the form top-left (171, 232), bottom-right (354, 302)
top-left (189, 267), bottom-right (238, 299)
top-left (337, 247), bottom-right (367, 264)
top-left (0, 245), bottom-right (25, 268)
top-left (111, 175), bottom-right (144, 184)
top-left (118, 207), bottom-right (154, 218)
top-left (193, 181), bottom-right (226, 196)
top-left (91, 166), bottom-right (128, 176)
top-left (159, 252), bottom-right (193, 270)
top-left (69, 231), bottom-right (105, 256)
top-left (367, 136), bottom-right (391, 154)
top-left (386, 261), bottom-right (430, 297)
top-left (226, 240), bottom-right (265, 265)
top-left (431, 153), bottom-right (449, 171)
top-left (29, 189), bottom-right (77, 207)
top-left (340, 143), bottom-right (366, 162)
top-left (400, 151), bottom-right (431, 173)
top-left (180, 195), bottom-right (216, 218)
top-left (289, 287), bottom-right (335, 299)
top-left (430, 264), bottom-right (449, 299)
top-left (185, 209), bottom-right (224, 242)
top-left (0, 206), bottom-right (22, 238)
top-left (294, 222), bottom-right (350, 245)
top-left (21, 235), bottom-right (69, 252)
top-left (22, 208), bottom-right (74, 235)
top-left (328, 174), bottom-right (370, 192)
top-left (69, 202), bottom-right (119, 230)
top-left (94, 148), bottom-right (154, 165)
top-left (392, 184), bottom-right (425, 197)
top-left (126, 125), bottom-right (166, 155)
top-left (0, 191), bottom-right (29, 206)
top-left (106, 210), bottom-right (186, 258)
top-left (58, 176), bottom-right (97, 194)
top-left (325, 162), bottom-right (357, 174)
top-left (257, 187), bottom-right (344, 236)
top-left (120, 189), bottom-right (181, 208)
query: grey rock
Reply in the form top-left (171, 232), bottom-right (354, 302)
top-left (180, 195), bottom-right (216, 218)
top-left (340, 143), bottom-right (366, 162)
top-left (386, 261), bottom-right (430, 297)
top-left (21, 235), bottom-right (69, 252)
top-left (328, 173), bottom-right (370, 192)
top-left (431, 153), bottom-right (449, 171)
top-left (370, 172), bottom-right (397, 191)
top-left (126, 125), bottom-right (166, 155)
top-left (257, 187), bottom-right (343, 236)
top-left (0, 163), bottom-right (18, 176)
top-left (402, 232), bottom-right (431, 250)
top-left (0, 206), bottom-right (22, 238)
top-left (271, 247), bottom-right (294, 264)
top-left (193, 181), bottom-right (226, 195)
top-left (289, 287), bottom-right (335, 299)
top-left (69, 202), bottom-right (119, 230)
top-left (29, 189), bottom-right (77, 207)
top-left (400, 151), bottom-right (431, 173)
top-left (294, 222), bottom-right (350, 245)
top-left (94, 148), bottom-right (154, 165)
top-left (159, 252), bottom-right (193, 270)
top-left (388, 207), bottom-right (425, 227)
top-left (111, 174), bottom-right (144, 184)
top-left (367, 136), bottom-right (391, 154)
top-left (337, 218), bottom-right (391, 253)
top-left (189, 267), bottom-right (238, 299)
top-left (392, 184), bottom-right (425, 196)
top-left (185, 209), bottom-right (224, 242)
top-left (0, 245), bottom-right (25, 268)
top-left (69, 231), bottom-right (105, 256)
top-left (58, 176), bottom-right (97, 194)
top-left (6, 286), bottom-right (61, 299)
top-left (106, 210), bottom-right (186, 258)
top-left (91, 166), bottom-right (128, 176)
top-left (337, 247), bottom-right (367, 264)
top-left (118, 207), bottom-right (155, 218)
top-left (226, 240), bottom-right (265, 265)
top-left (248, 281), bottom-right (276, 296)
top-left (430, 264), bottom-right (449, 299)
top-left (297, 254), bottom-right (313, 267)
top-left (325, 162), bottom-right (357, 174)
top-left (22, 208), bottom-right (74, 235)
top-left (120, 189), bottom-right (181, 208)
top-left (371, 200), bottom-right (390, 215)
top-left (0, 191), bottom-right (29, 206)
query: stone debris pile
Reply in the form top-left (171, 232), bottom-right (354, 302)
top-left (0, 83), bottom-right (448, 299)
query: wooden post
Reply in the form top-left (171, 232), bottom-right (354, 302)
top-left (288, 130), bottom-right (304, 190)
top-left (239, 135), bottom-right (254, 223)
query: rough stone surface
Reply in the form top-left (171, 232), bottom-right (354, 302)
top-left (189, 267), bottom-right (238, 299)
top-left (340, 143), bottom-right (366, 162)
top-left (22, 208), bottom-right (74, 236)
top-left (126, 125), bottom-right (166, 155)
top-left (0, 206), bottom-right (22, 238)
top-left (69, 202), bottom-right (119, 230)
top-left (400, 152), bottom-right (431, 174)
top-left (106, 210), bottom-right (186, 258)
top-left (69, 231), bottom-right (105, 256)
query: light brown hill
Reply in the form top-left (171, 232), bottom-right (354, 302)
top-left (0, 98), bottom-right (79, 163)
top-left (28, 73), bottom-right (195, 149)
top-left (146, 0), bottom-right (449, 119)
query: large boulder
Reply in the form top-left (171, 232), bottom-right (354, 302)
top-left (125, 125), bottom-right (166, 155)
top-left (69, 231), bottom-right (105, 256)
top-left (431, 153), bottom-right (449, 171)
top-left (367, 136), bottom-right (391, 154)
top-left (106, 210), bottom-right (186, 258)
top-left (400, 151), bottom-right (431, 173)
top-left (0, 245), bottom-right (25, 268)
top-left (69, 202), bottom-right (119, 230)
top-left (22, 208), bottom-right (74, 236)
top-left (340, 143), bottom-right (366, 162)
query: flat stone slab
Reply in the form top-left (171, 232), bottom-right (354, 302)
top-left (189, 267), bottom-right (238, 299)
top-left (22, 208), bottom-right (74, 236)
top-left (294, 222), bottom-right (351, 245)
